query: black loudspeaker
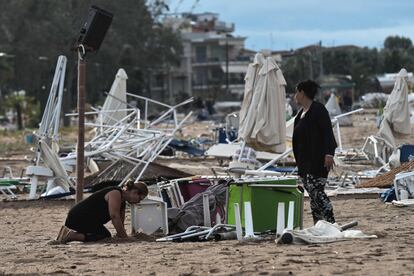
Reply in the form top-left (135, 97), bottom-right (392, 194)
top-left (76, 5), bottom-right (113, 52)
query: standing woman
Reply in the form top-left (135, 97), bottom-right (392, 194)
top-left (292, 80), bottom-right (337, 224)
top-left (56, 180), bottom-right (148, 243)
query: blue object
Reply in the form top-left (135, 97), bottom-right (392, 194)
top-left (217, 127), bottom-right (238, 144)
top-left (228, 129), bottom-right (238, 142)
top-left (168, 139), bottom-right (205, 157)
top-left (380, 187), bottom-right (396, 203)
top-left (399, 144), bottom-right (414, 162)
top-left (25, 134), bottom-right (34, 144)
top-left (265, 166), bottom-right (297, 173)
top-left (218, 128), bottom-right (227, 143)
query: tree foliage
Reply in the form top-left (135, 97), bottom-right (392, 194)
top-left (384, 36), bottom-right (412, 50)
top-left (0, 0), bottom-right (182, 125)
top-left (382, 36), bottom-right (414, 73)
top-left (282, 36), bottom-right (414, 97)
top-left (3, 91), bottom-right (40, 129)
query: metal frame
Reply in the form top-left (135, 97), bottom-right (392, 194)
top-left (394, 171), bottom-right (414, 201)
top-left (64, 86), bottom-right (193, 185)
top-left (26, 56), bottom-right (71, 199)
top-left (0, 185), bottom-right (17, 200)
top-left (361, 135), bottom-right (394, 167)
top-left (331, 108), bottom-right (364, 151)
top-left (156, 224), bottom-right (237, 242)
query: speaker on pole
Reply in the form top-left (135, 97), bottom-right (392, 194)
top-left (75, 5), bottom-right (113, 53)
top-left (73, 5), bottom-right (113, 203)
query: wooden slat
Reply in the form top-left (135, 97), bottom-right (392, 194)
top-left (356, 160), bottom-right (414, 188)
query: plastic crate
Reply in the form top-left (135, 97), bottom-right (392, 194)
top-left (227, 177), bottom-right (303, 232)
top-left (131, 196), bottom-right (168, 235)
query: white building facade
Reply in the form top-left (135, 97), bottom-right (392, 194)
top-left (150, 13), bottom-right (251, 103)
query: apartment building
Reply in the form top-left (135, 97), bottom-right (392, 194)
top-left (151, 12), bottom-right (251, 103)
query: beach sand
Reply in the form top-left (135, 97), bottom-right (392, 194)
top-left (1, 111), bottom-right (414, 275)
top-left (1, 197), bottom-right (413, 275)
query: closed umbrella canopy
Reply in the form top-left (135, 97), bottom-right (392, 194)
top-left (239, 54), bottom-right (286, 153)
top-left (39, 139), bottom-right (74, 192)
top-left (98, 68), bottom-right (128, 126)
top-left (239, 52), bottom-right (265, 138)
top-left (378, 68), bottom-right (411, 148)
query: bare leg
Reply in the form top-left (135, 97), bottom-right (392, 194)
top-left (66, 231), bottom-right (86, 242)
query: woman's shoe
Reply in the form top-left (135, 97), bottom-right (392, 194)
top-left (56, 225), bottom-right (72, 243)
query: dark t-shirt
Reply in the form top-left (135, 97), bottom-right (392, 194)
top-left (68, 186), bottom-right (126, 225)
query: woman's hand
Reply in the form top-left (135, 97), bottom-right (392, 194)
top-left (324, 155), bottom-right (335, 171)
top-left (107, 190), bottom-right (128, 238)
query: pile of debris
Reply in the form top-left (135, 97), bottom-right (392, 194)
top-left (357, 160), bottom-right (414, 188)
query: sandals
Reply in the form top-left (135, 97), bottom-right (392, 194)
top-left (56, 225), bottom-right (72, 243)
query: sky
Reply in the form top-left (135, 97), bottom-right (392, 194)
top-left (170, 0), bottom-right (414, 51)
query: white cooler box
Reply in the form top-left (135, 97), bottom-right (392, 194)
top-left (131, 196), bottom-right (168, 235)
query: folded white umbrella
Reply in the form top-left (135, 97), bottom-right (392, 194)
top-left (97, 68), bottom-right (128, 126)
top-left (39, 138), bottom-right (74, 192)
top-left (248, 56), bottom-right (287, 153)
top-left (378, 68), bottom-right (411, 148)
top-left (239, 52), bottom-right (265, 140)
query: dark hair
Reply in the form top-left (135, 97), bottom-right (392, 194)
top-left (296, 80), bottom-right (321, 100)
top-left (125, 180), bottom-right (148, 197)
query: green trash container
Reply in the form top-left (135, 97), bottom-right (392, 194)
top-left (227, 177), bottom-right (303, 232)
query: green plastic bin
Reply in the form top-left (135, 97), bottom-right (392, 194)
top-left (227, 177), bottom-right (303, 232)
top-left (0, 179), bottom-right (20, 186)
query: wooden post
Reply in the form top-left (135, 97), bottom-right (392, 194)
top-left (76, 53), bottom-right (86, 203)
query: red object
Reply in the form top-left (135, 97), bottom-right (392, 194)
top-left (178, 178), bottom-right (212, 202)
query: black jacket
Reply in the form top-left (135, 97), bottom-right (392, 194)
top-left (292, 101), bottom-right (337, 178)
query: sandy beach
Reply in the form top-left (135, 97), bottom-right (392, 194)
top-left (1, 197), bottom-right (414, 275)
top-left (1, 111), bottom-right (414, 275)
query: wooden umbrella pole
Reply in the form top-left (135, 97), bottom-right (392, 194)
top-left (76, 48), bottom-right (86, 203)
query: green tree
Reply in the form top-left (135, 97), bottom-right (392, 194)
top-left (381, 36), bottom-right (414, 73)
top-left (4, 91), bottom-right (40, 129)
top-left (283, 36), bottom-right (414, 97)
top-left (384, 36), bottom-right (412, 50)
top-left (0, 0), bottom-right (182, 126)
top-left (322, 48), bottom-right (353, 75)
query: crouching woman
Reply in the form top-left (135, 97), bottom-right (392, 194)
top-left (56, 181), bottom-right (148, 243)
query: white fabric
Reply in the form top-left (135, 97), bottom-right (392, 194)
top-left (205, 143), bottom-right (284, 160)
top-left (378, 68), bottom-right (411, 148)
top-left (39, 139), bottom-right (73, 192)
top-left (98, 68), bottom-right (128, 126)
top-left (41, 186), bottom-right (67, 197)
top-left (388, 148), bottom-right (401, 168)
top-left (325, 93), bottom-right (342, 116)
top-left (325, 93), bottom-right (352, 126)
top-left (239, 54), bottom-right (286, 153)
top-left (408, 92), bottom-right (414, 124)
top-left (391, 199), bottom-right (414, 207)
top-left (361, 93), bottom-right (389, 108)
top-left (239, 53), bottom-right (265, 139)
top-left (281, 220), bottom-right (377, 244)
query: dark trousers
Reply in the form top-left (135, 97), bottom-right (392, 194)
top-left (301, 174), bottom-right (335, 224)
top-left (65, 213), bottom-right (111, 242)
